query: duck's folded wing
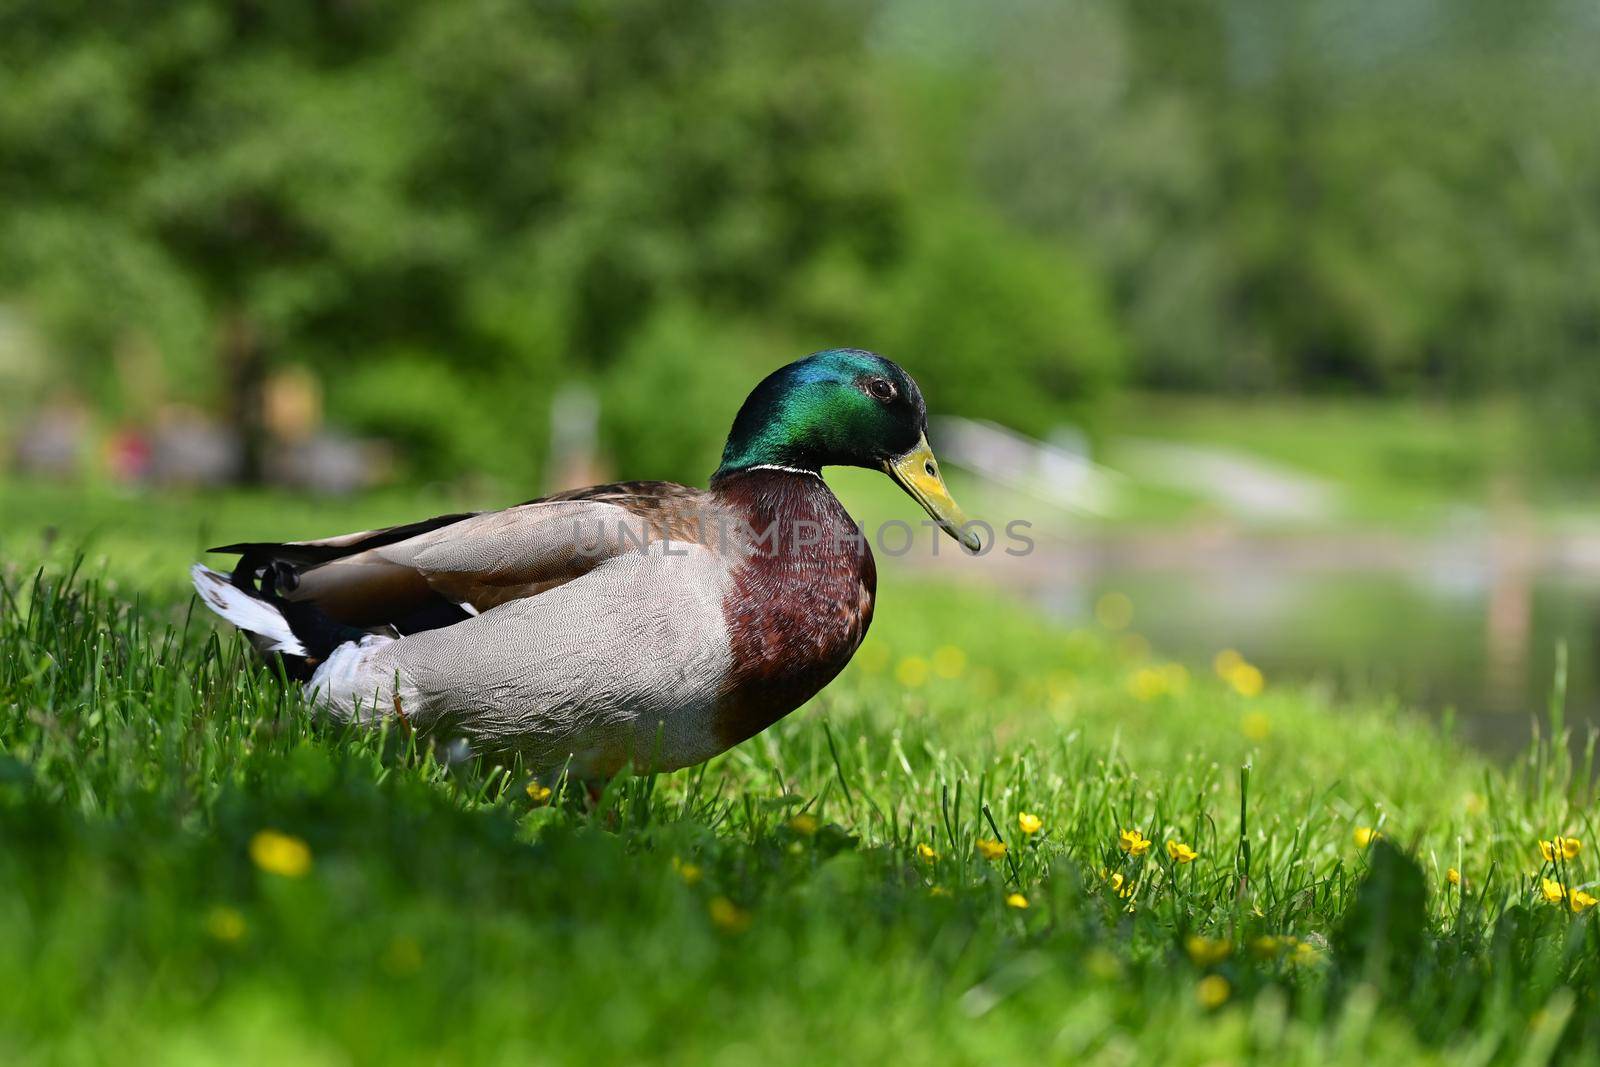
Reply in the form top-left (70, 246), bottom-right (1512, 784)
top-left (213, 495), bottom-right (689, 634)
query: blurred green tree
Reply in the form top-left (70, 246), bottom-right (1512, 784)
top-left (0, 0), bottom-right (905, 484)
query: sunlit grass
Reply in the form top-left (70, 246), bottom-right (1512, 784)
top-left (2, 494), bottom-right (1599, 1064)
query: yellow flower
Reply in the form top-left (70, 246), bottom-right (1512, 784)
top-left (1447, 868), bottom-right (1463, 887)
top-left (1290, 940), bottom-right (1322, 966)
top-left (1017, 812), bottom-right (1043, 835)
top-left (1240, 711), bottom-right (1271, 741)
top-left (1118, 828), bottom-right (1152, 856)
top-left (1540, 879), bottom-right (1598, 913)
top-left (1005, 893), bottom-right (1029, 910)
top-left (931, 645), bottom-right (967, 679)
top-left (1227, 663), bottom-right (1265, 698)
top-left (709, 896), bottom-right (750, 933)
top-left (788, 813), bottom-right (819, 836)
top-left (1167, 840), bottom-right (1199, 864)
top-left (672, 856), bottom-right (702, 885)
top-left (1354, 826), bottom-right (1381, 849)
top-left (1249, 935), bottom-right (1285, 960)
top-left (1196, 975), bottom-right (1231, 1009)
top-left (1126, 664), bottom-right (1187, 700)
top-left (1101, 869), bottom-right (1136, 899)
top-left (526, 781), bottom-right (553, 804)
top-left (929, 885), bottom-right (951, 898)
top-left (917, 842), bottom-right (939, 861)
top-left (203, 906), bottom-right (248, 943)
top-left (1129, 667), bottom-right (1168, 702)
top-left (1539, 837), bottom-right (1581, 862)
top-left (895, 656), bottom-right (929, 688)
top-left (249, 829), bottom-right (311, 878)
top-left (976, 838), bottom-right (1008, 861)
top-left (1095, 592), bottom-right (1134, 631)
top-left (1185, 935), bottom-right (1233, 967)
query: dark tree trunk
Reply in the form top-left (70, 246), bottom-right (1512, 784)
top-left (224, 312), bottom-right (267, 485)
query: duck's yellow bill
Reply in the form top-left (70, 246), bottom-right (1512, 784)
top-left (886, 435), bottom-right (982, 554)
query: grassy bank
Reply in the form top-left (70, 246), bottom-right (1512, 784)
top-left (1, 491), bottom-right (1599, 1064)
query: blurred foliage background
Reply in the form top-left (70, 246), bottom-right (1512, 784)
top-left (1, 0), bottom-right (1598, 489)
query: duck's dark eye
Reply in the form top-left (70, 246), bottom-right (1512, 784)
top-left (866, 377), bottom-right (896, 403)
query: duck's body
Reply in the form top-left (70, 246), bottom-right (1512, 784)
top-left (193, 349), bottom-right (973, 777)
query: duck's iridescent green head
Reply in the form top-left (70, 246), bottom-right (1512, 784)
top-left (714, 349), bottom-right (980, 552)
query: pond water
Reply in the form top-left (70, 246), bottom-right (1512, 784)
top-left (1011, 532), bottom-right (1600, 757)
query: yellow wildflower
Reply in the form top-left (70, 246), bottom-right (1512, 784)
top-left (1537, 878), bottom-right (1597, 912)
top-left (1290, 940), bottom-right (1322, 966)
top-left (1447, 868), bottom-right (1463, 887)
top-left (1167, 840), bottom-right (1199, 864)
top-left (931, 645), bottom-right (967, 679)
top-left (1228, 663), bottom-right (1265, 697)
top-left (1185, 935), bottom-right (1233, 968)
top-left (1196, 975), bottom-right (1231, 1009)
top-left (1129, 667), bottom-right (1168, 702)
top-left (895, 656), bottom-right (929, 688)
top-left (929, 885), bottom-right (952, 898)
top-left (917, 842), bottom-right (939, 861)
top-left (1017, 812), bottom-right (1043, 835)
top-left (1249, 935), bottom-right (1285, 960)
top-left (1354, 826), bottom-right (1381, 849)
top-left (1101, 869), bottom-right (1136, 899)
top-left (203, 906), bottom-right (247, 943)
top-left (788, 813), bottom-right (819, 836)
top-left (526, 781), bottom-right (553, 804)
top-left (672, 856), bottom-right (702, 885)
top-left (1539, 837), bottom-right (1582, 862)
top-left (249, 829), bottom-right (311, 878)
top-left (976, 838), bottom-right (1008, 861)
top-left (1005, 893), bottom-right (1029, 910)
top-left (1118, 828), bottom-right (1152, 856)
top-left (709, 896), bottom-right (751, 933)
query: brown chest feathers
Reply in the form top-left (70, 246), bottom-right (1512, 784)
top-left (709, 469), bottom-right (876, 748)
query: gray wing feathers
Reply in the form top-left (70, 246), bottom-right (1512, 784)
top-left (289, 500), bottom-right (641, 617)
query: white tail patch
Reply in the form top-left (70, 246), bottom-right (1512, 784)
top-left (190, 564), bottom-right (307, 656)
top-left (308, 633), bottom-right (401, 721)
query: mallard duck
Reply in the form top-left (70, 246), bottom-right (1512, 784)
top-left (192, 349), bottom-right (978, 778)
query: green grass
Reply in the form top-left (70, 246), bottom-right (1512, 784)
top-left (3, 489), bottom-right (1600, 1065)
